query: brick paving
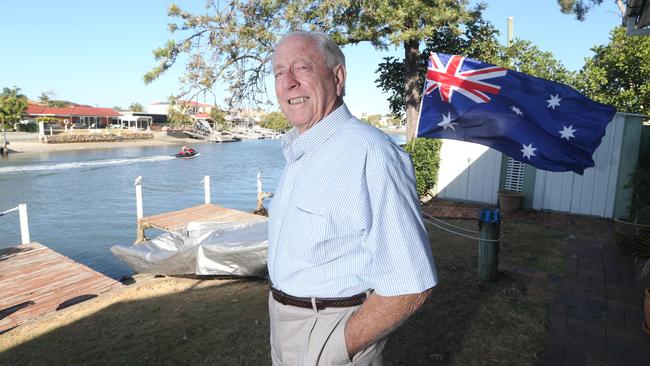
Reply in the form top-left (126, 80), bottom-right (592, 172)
top-left (422, 199), bottom-right (650, 366)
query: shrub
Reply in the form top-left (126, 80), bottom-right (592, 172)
top-left (404, 137), bottom-right (442, 198)
top-left (627, 154), bottom-right (650, 224)
top-left (17, 122), bottom-right (37, 132)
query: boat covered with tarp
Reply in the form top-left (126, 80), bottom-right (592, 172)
top-left (111, 221), bottom-right (268, 276)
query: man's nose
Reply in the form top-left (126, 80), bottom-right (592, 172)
top-left (281, 71), bottom-right (299, 89)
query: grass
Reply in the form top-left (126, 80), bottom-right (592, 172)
top-left (0, 219), bottom-right (565, 365)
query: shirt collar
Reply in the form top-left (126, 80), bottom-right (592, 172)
top-left (281, 103), bottom-right (352, 162)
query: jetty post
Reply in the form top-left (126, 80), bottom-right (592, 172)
top-left (478, 208), bottom-right (500, 282)
top-left (1, 204), bottom-right (30, 243)
top-left (204, 175), bottom-right (211, 204)
top-left (135, 176), bottom-right (146, 243)
top-left (18, 203), bottom-right (30, 244)
top-left (253, 170), bottom-right (274, 216)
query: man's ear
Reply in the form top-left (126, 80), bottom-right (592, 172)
top-left (333, 64), bottom-right (347, 97)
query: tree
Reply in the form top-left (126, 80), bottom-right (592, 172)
top-left (129, 102), bottom-right (144, 112)
top-left (113, 106), bottom-right (124, 111)
top-left (261, 111), bottom-right (291, 132)
top-left (376, 6), bottom-right (574, 118)
top-left (49, 100), bottom-right (68, 108)
top-left (38, 91), bottom-right (51, 105)
top-left (375, 4), bottom-right (501, 117)
top-left (575, 26), bottom-right (650, 114)
top-left (386, 115), bottom-right (402, 127)
top-left (210, 106), bottom-right (228, 130)
top-left (0, 86), bottom-right (28, 129)
top-left (361, 114), bottom-right (382, 127)
top-left (166, 98), bottom-right (193, 127)
top-left (557, 0), bottom-right (625, 20)
top-left (499, 39), bottom-right (575, 84)
top-left (146, 0), bottom-right (477, 141)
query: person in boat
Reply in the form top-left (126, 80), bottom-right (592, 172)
top-left (267, 31), bottom-right (438, 365)
top-left (179, 145), bottom-right (195, 155)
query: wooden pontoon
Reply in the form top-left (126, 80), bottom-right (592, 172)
top-left (0, 242), bottom-right (122, 334)
top-left (136, 203), bottom-right (266, 244)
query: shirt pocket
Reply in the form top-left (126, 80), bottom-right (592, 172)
top-left (286, 205), bottom-right (330, 263)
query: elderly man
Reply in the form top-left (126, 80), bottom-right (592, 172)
top-left (268, 30), bottom-right (438, 365)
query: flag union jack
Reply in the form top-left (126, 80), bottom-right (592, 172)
top-left (425, 53), bottom-right (507, 104)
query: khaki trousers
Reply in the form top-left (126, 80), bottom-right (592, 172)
top-left (269, 293), bottom-right (386, 366)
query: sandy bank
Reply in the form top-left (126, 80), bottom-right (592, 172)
top-left (2, 131), bottom-right (202, 155)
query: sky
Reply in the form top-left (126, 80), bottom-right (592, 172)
top-left (0, 1), bottom-right (623, 117)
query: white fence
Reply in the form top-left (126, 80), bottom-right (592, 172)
top-left (435, 140), bottom-right (502, 205)
top-left (435, 113), bottom-right (641, 218)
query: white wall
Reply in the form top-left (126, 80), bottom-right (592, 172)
top-left (434, 114), bottom-right (635, 218)
top-left (147, 103), bottom-right (169, 115)
top-left (532, 114), bottom-right (626, 217)
top-left (435, 140), bottom-right (502, 205)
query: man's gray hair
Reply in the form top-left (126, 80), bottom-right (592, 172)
top-left (273, 30), bottom-right (346, 69)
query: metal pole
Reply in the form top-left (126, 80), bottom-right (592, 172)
top-left (18, 203), bottom-right (30, 244)
top-left (204, 175), bottom-right (211, 204)
top-left (507, 16), bottom-right (514, 47)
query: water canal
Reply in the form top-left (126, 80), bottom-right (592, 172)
top-left (0, 133), bottom-right (405, 279)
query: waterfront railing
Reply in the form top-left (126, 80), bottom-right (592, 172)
top-left (0, 203), bottom-right (31, 244)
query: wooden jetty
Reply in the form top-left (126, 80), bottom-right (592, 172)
top-left (136, 203), bottom-right (267, 243)
top-left (0, 242), bottom-right (122, 334)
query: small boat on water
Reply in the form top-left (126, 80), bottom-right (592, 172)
top-left (173, 149), bottom-right (199, 159)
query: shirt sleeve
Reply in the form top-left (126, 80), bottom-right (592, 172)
top-left (362, 142), bottom-right (438, 296)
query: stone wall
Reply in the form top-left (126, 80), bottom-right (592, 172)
top-left (45, 132), bottom-right (154, 144)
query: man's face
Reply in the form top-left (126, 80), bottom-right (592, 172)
top-left (273, 35), bottom-right (346, 133)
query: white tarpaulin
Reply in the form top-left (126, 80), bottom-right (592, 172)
top-left (111, 221), bottom-right (268, 276)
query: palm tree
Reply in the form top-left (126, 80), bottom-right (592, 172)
top-left (38, 91), bottom-right (52, 105)
top-left (129, 102), bottom-right (144, 112)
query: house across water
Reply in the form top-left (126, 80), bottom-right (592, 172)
top-left (26, 104), bottom-right (121, 129)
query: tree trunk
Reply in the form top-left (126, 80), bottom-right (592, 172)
top-left (404, 39), bottom-right (421, 142)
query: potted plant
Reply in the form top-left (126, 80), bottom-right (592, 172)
top-left (497, 190), bottom-right (524, 213)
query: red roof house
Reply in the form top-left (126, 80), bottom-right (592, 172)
top-left (26, 104), bottom-right (120, 128)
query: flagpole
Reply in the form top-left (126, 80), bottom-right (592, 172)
top-left (507, 16), bottom-right (514, 47)
top-left (413, 63), bottom-right (428, 140)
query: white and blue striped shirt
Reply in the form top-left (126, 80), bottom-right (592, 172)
top-left (268, 104), bottom-right (438, 298)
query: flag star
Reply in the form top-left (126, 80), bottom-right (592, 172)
top-left (559, 125), bottom-right (577, 140)
top-left (547, 94), bottom-right (561, 110)
top-left (510, 105), bottom-right (523, 116)
top-left (521, 143), bottom-right (537, 159)
top-left (437, 112), bottom-right (457, 130)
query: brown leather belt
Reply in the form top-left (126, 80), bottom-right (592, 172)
top-left (270, 286), bottom-right (367, 310)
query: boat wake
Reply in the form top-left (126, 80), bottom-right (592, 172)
top-left (0, 155), bottom-right (175, 174)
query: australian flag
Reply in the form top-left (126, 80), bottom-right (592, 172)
top-left (416, 52), bottom-right (617, 174)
